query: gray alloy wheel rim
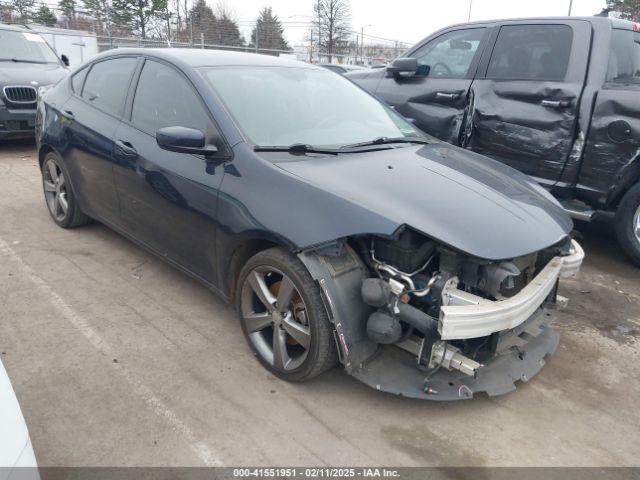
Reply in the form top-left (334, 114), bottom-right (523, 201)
top-left (240, 266), bottom-right (311, 371)
top-left (43, 158), bottom-right (69, 222)
top-left (634, 205), bottom-right (640, 244)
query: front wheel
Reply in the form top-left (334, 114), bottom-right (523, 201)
top-left (236, 247), bottom-right (338, 382)
top-left (615, 183), bottom-right (640, 267)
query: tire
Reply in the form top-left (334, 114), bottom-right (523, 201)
top-left (236, 247), bottom-right (338, 382)
top-left (615, 182), bottom-right (640, 267)
top-left (41, 151), bottom-right (91, 228)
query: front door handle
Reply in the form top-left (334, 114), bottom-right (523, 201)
top-left (60, 110), bottom-right (74, 120)
top-left (541, 99), bottom-right (571, 109)
top-left (115, 140), bottom-right (138, 158)
top-left (436, 92), bottom-right (461, 100)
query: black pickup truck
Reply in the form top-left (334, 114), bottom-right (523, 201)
top-left (348, 16), bottom-right (640, 265)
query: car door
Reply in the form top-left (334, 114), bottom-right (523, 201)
top-left (467, 20), bottom-right (591, 185)
top-left (375, 27), bottom-right (490, 144)
top-left (112, 58), bottom-right (229, 284)
top-left (578, 27), bottom-right (640, 209)
top-left (60, 56), bottom-right (139, 222)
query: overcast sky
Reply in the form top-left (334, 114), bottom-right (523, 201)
top-left (232, 0), bottom-right (608, 46)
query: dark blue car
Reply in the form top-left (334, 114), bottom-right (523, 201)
top-left (36, 49), bottom-right (584, 400)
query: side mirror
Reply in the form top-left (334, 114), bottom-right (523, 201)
top-left (156, 126), bottom-right (218, 157)
top-left (60, 54), bottom-right (70, 67)
top-left (386, 57), bottom-right (418, 77)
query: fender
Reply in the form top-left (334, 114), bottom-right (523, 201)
top-left (297, 245), bottom-right (377, 372)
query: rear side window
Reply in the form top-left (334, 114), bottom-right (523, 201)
top-left (82, 57), bottom-right (138, 117)
top-left (131, 60), bottom-right (211, 134)
top-left (607, 29), bottom-right (640, 85)
top-left (410, 28), bottom-right (485, 78)
top-left (486, 25), bottom-right (573, 81)
top-left (71, 66), bottom-right (88, 93)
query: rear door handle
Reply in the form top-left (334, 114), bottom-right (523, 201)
top-left (115, 140), bottom-right (138, 158)
top-left (60, 110), bottom-right (74, 119)
top-left (436, 92), bottom-right (461, 100)
top-left (541, 100), bottom-right (571, 109)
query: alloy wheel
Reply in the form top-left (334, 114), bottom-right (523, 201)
top-left (43, 158), bottom-right (69, 221)
top-left (634, 205), bottom-right (640, 244)
top-left (240, 266), bottom-right (311, 371)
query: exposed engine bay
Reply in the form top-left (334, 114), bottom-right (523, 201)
top-left (299, 226), bottom-right (584, 400)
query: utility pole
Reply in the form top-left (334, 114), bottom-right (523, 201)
top-left (360, 26), bottom-right (364, 64)
top-left (255, 24), bottom-right (259, 53)
top-left (568, 0), bottom-right (573, 16)
top-left (309, 29), bottom-right (313, 63)
top-left (468, 0), bottom-right (473, 21)
top-left (317, 0), bottom-right (321, 63)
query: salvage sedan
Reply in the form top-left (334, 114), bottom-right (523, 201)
top-left (36, 49), bottom-right (584, 400)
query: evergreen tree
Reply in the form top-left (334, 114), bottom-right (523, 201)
top-left (33, 4), bottom-right (57, 25)
top-left (250, 6), bottom-right (289, 52)
top-left (607, 0), bottom-right (640, 21)
top-left (110, 0), bottom-right (167, 38)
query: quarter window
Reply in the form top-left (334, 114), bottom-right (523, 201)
top-left (606, 29), bottom-right (640, 85)
top-left (82, 57), bottom-right (138, 116)
top-left (410, 29), bottom-right (485, 78)
top-left (486, 25), bottom-right (573, 81)
top-left (131, 60), bottom-right (211, 135)
top-left (71, 66), bottom-right (88, 94)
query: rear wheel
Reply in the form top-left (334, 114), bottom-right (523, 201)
top-left (42, 152), bottom-right (90, 228)
top-left (615, 183), bottom-right (640, 267)
top-left (236, 247), bottom-right (338, 381)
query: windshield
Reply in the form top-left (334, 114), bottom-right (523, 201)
top-left (202, 66), bottom-right (424, 148)
top-left (0, 30), bottom-right (59, 64)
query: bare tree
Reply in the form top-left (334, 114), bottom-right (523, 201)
top-left (313, 0), bottom-right (351, 62)
top-left (607, 0), bottom-right (640, 20)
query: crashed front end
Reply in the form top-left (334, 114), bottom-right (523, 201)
top-left (300, 228), bottom-right (584, 400)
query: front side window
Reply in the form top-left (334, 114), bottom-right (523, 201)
top-left (607, 29), bottom-right (640, 85)
top-left (0, 29), bottom-right (59, 64)
top-left (410, 29), bottom-right (485, 78)
top-left (131, 60), bottom-right (211, 134)
top-left (202, 66), bottom-right (421, 148)
top-left (486, 25), bottom-right (573, 81)
top-left (82, 57), bottom-right (138, 117)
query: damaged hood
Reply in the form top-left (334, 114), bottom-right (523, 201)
top-left (274, 143), bottom-right (572, 260)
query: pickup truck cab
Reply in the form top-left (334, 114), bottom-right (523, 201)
top-left (348, 16), bottom-right (640, 265)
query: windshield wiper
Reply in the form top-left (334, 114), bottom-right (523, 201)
top-left (254, 143), bottom-right (339, 154)
top-left (0, 58), bottom-right (48, 64)
top-left (340, 136), bottom-right (430, 149)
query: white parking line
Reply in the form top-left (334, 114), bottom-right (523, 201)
top-left (0, 236), bottom-right (224, 467)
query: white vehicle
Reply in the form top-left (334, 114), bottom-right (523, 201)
top-left (0, 359), bottom-right (38, 480)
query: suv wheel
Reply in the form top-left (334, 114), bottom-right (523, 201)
top-left (236, 247), bottom-right (338, 381)
top-left (42, 152), bottom-right (91, 228)
top-left (615, 182), bottom-right (640, 266)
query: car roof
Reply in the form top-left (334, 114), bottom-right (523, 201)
top-left (0, 23), bottom-right (30, 32)
top-left (439, 15), bottom-right (636, 30)
top-left (91, 48), bottom-right (322, 70)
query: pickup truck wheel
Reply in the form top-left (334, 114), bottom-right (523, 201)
top-left (615, 183), bottom-right (640, 266)
top-left (236, 247), bottom-right (338, 382)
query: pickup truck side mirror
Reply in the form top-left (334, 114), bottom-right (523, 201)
top-left (60, 54), bottom-right (70, 67)
top-left (387, 57), bottom-right (418, 78)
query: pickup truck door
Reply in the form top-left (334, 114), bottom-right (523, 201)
top-left (578, 28), bottom-right (640, 209)
top-left (374, 27), bottom-right (491, 145)
top-left (466, 20), bottom-right (591, 186)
